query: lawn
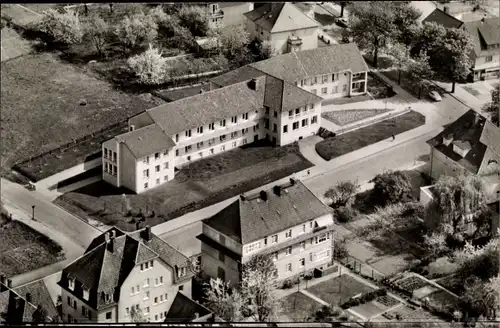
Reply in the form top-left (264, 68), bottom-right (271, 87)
top-left (367, 72), bottom-right (397, 100)
top-left (0, 216), bottom-right (64, 276)
top-left (322, 94), bottom-right (373, 105)
top-left (1, 26), bottom-right (33, 62)
top-left (308, 274), bottom-right (375, 306)
top-left (280, 292), bottom-right (322, 322)
top-left (1, 53), bottom-right (155, 178)
top-left (154, 84), bottom-right (208, 102)
top-left (55, 141), bottom-right (313, 231)
top-left (322, 109), bottom-right (391, 126)
top-left (382, 69), bottom-right (440, 100)
top-left (350, 301), bottom-right (387, 319)
top-left (315, 111), bottom-right (426, 161)
top-left (463, 86), bottom-right (481, 97)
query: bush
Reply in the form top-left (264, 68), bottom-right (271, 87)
top-left (341, 289), bottom-right (388, 309)
top-left (281, 278), bottom-right (294, 289)
top-left (334, 239), bottom-right (348, 259)
top-left (336, 205), bottom-right (358, 223)
top-left (177, 5), bottom-right (209, 37)
top-left (370, 170), bottom-right (413, 206)
top-left (128, 45), bottom-right (168, 85)
top-left (114, 11), bottom-right (157, 51)
top-left (36, 8), bottom-right (83, 44)
top-left (325, 180), bottom-right (360, 209)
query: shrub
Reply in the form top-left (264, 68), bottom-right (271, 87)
top-left (177, 5), bottom-right (209, 37)
top-left (127, 45), bottom-right (167, 85)
top-left (325, 180), bottom-right (360, 209)
top-left (36, 8), bottom-right (83, 44)
top-left (370, 170), bottom-right (413, 206)
top-left (281, 278), bottom-right (294, 289)
top-left (336, 205), bottom-right (358, 223)
top-left (114, 11), bottom-right (157, 51)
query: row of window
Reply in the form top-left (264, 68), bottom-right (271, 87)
top-left (143, 175), bottom-right (169, 190)
top-left (272, 232), bottom-right (331, 260)
top-left (140, 261), bottom-right (154, 271)
top-left (298, 73), bottom-right (341, 87)
top-left (282, 249), bottom-right (331, 274)
top-left (143, 162), bottom-right (169, 179)
top-left (104, 162), bottom-right (117, 176)
top-left (310, 84), bottom-right (348, 96)
top-left (141, 150), bottom-right (169, 164)
top-left (125, 304), bottom-right (167, 322)
top-left (103, 148), bottom-right (117, 162)
top-left (176, 113), bottom-right (251, 142)
top-left (285, 104), bottom-right (315, 119)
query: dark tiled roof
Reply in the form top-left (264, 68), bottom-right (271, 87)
top-left (60, 227), bottom-right (193, 310)
top-left (422, 9), bottom-right (464, 29)
top-left (164, 292), bottom-right (212, 322)
top-left (464, 18), bottom-right (500, 56)
top-left (427, 109), bottom-right (500, 174)
top-left (115, 124), bottom-right (176, 158)
top-left (244, 3), bottom-right (318, 33)
top-left (204, 180), bottom-right (333, 244)
top-left (250, 43), bottom-right (369, 83)
top-left (210, 66), bottom-right (265, 88)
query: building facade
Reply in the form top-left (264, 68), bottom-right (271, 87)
top-left (201, 2), bottom-right (254, 28)
top-left (244, 3), bottom-right (320, 55)
top-left (58, 227), bottom-right (194, 323)
top-left (197, 179), bottom-right (335, 287)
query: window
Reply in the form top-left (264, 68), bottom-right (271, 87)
top-left (285, 246), bottom-right (292, 256)
top-left (343, 84), bottom-right (347, 92)
top-left (300, 79), bottom-right (304, 87)
top-left (220, 134), bottom-right (226, 142)
top-left (160, 312), bottom-right (164, 319)
top-left (295, 108), bottom-right (300, 115)
top-left (144, 183), bottom-right (149, 190)
top-left (285, 229), bottom-right (292, 238)
top-left (311, 89), bottom-right (317, 95)
top-left (313, 76), bottom-right (318, 85)
top-left (242, 113), bottom-right (248, 120)
top-left (159, 276), bottom-right (163, 285)
top-left (272, 234), bottom-right (278, 243)
top-left (273, 110), bottom-right (278, 118)
top-left (67, 296), bottom-right (71, 305)
top-left (156, 178), bottom-right (160, 185)
top-left (283, 125), bottom-right (288, 133)
top-left (144, 291), bottom-right (150, 300)
top-left (185, 145), bottom-right (192, 152)
top-left (264, 119), bottom-right (270, 129)
top-left (143, 156), bottom-right (149, 164)
top-left (68, 278), bottom-right (75, 290)
top-left (73, 300), bottom-right (77, 309)
top-left (293, 122), bottom-right (299, 130)
top-left (315, 233), bottom-right (328, 244)
top-left (197, 141), bottom-right (204, 149)
top-left (82, 305), bottom-right (89, 317)
top-left (155, 165), bottom-right (160, 172)
top-left (299, 258), bottom-right (305, 267)
top-left (311, 116), bottom-right (318, 124)
top-left (242, 139), bottom-right (247, 145)
top-left (185, 130), bottom-right (192, 137)
top-left (289, 110), bottom-right (293, 118)
top-left (302, 118), bottom-right (309, 127)
top-left (145, 307), bottom-right (150, 314)
top-left (321, 87), bottom-right (327, 95)
top-left (164, 175), bottom-right (168, 181)
top-left (179, 285), bottom-right (184, 291)
top-left (301, 224), bottom-right (306, 234)
top-left (231, 115), bottom-right (238, 123)
top-left (221, 145), bottom-right (225, 151)
top-left (232, 141), bottom-right (237, 147)
top-left (154, 297), bottom-right (158, 305)
top-left (155, 314), bottom-right (158, 321)
top-left (332, 85), bottom-right (339, 94)
top-left (126, 307), bottom-right (130, 316)
top-left (485, 55), bottom-right (493, 62)
top-left (265, 106), bottom-right (270, 115)
top-left (176, 149), bottom-right (179, 157)
top-left (245, 241), bottom-right (261, 254)
top-left (163, 150), bottom-right (168, 156)
top-left (210, 148), bottom-right (214, 154)
top-left (144, 278), bottom-right (149, 287)
top-left (231, 131), bottom-right (238, 138)
top-left (316, 249), bottom-right (330, 261)
top-left (220, 119), bottom-right (226, 127)
top-left (253, 124), bottom-right (260, 132)
top-left (322, 74), bottom-right (328, 83)
top-left (273, 252), bottom-right (278, 261)
top-left (286, 263), bottom-right (292, 272)
top-left (104, 148), bottom-right (108, 159)
top-left (131, 286), bottom-right (135, 295)
top-left (106, 312), bottom-right (112, 319)
top-left (242, 128), bottom-right (249, 135)
top-left (143, 169), bottom-right (149, 178)
top-left (113, 152), bottom-right (117, 162)
top-left (209, 123), bottom-right (215, 130)
top-left (83, 289), bottom-right (89, 300)
top-left (155, 152), bottom-right (160, 160)
top-left (160, 295), bottom-right (163, 303)
top-left (164, 162), bottom-right (169, 170)
top-left (175, 134), bottom-right (179, 142)
top-left (219, 251), bottom-right (225, 262)
top-left (273, 123), bottom-right (277, 133)
top-left (197, 126), bottom-right (203, 134)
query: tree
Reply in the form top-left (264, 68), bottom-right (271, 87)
top-left (36, 8), bottom-right (83, 44)
top-left (370, 170), bottom-right (413, 206)
top-left (423, 232), bottom-right (449, 256)
top-left (127, 44), bottom-right (167, 85)
top-left (406, 51), bottom-right (434, 98)
top-left (387, 42), bottom-right (411, 85)
top-left (204, 277), bottom-right (244, 322)
top-left (208, 24), bottom-right (250, 60)
top-left (32, 305), bottom-right (47, 323)
top-left (325, 180), bottom-right (360, 208)
top-left (177, 5), bottom-right (209, 37)
top-left (114, 11), bottom-right (157, 52)
top-left (426, 175), bottom-right (492, 244)
top-left (347, 1), bottom-right (397, 68)
top-left (392, 3), bottom-right (421, 50)
top-left (83, 14), bottom-right (109, 57)
top-left (240, 254), bottom-right (281, 322)
top-left (412, 22), bottom-right (475, 93)
top-left (482, 86), bottom-right (499, 126)
top-left (130, 306), bottom-right (145, 322)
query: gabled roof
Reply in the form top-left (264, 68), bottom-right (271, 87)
top-left (115, 124), bottom-right (176, 158)
top-left (427, 109), bottom-right (500, 174)
top-left (244, 3), bottom-right (318, 33)
top-left (249, 43), bottom-right (369, 83)
top-left (60, 227), bottom-right (193, 310)
top-left (164, 292), bottom-right (212, 322)
top-left (204, 179), bottom-right (333, 244)
top-left (422, 8), bottom-right (464, 29)
top-left (464, 18), bottom-right (500, 56)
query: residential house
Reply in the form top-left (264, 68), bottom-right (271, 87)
top-left (197, 178), bottom-right (335, 287)
top-left (200, 2), bottom-right (254, 28)
top-left (422, 8), bottom-right (465, 29)
top-left (0, 277), bottom-right (60, 324)
top-left (164, 292), bottom-right (213, 323)
top-left (423, 109), bottom-right (500, 204)
top-left (244, 3), bottom-right (320, 54)
top-left (58, 226), bottom-right (194, 323)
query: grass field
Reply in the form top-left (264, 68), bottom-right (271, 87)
top-left (1, 26), bottom-right (33, 62)
top-left (55, 141), bottom-right (313, 231)
top-left (280, 292), bottom-right (322, 322)
top-left (308, 274), bottom-right (375, 306)
top-left (315, 111), bottom-right (426, 161)
top-left (0, 216), bottom-right (64, 276)
top-left (322, 109), bottom-right (391, 126)
top-left (1, 53), bottom-right (155, 177)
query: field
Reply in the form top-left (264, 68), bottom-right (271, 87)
top-left (322, 109), bottom-right (391, 126)
top-left (315, 111), bottom-right (426, 161)
top-left (1, 53), bottom-right (155, 177)
top-left (280, 292), bottom-right (322, 321)
top-left (308, 274), bottom-right (375, 306)
top-left (55, 141), bottom-right (313, 231)
top-left (0, 217), bottom-right (64, 276)
top-left (1, 26), bottom-right (33, 62)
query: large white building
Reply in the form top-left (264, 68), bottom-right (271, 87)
top-left (102, 44), bottom-right (368, 193)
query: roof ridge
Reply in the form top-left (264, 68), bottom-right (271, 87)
top-left (96, 244), bottom-right (108, 292)
top-left (291, 51), bottom-right (309, 78)
top-left (151, 234), bottom-right (190, 263)
top-left (126, 232), bottom-right (160, 263)
top-left (271, 2), bottom-right (319, 33)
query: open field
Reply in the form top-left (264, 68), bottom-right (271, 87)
top-left (308, 274), bottom-right (375, 306)
top-left (0, 216), bottom-right (64, 277)
top-left (280, 292), bottom-right (322, 321)
top-left (315, 111), bottom-right (426, 161)
top-left (1, 53), bottom-right (154, 177)
top-left (55, 142), bottom-right (313, 231)
top-left (322, 109), bottom-right (391, 126)
top-left (1, 26), bottom-right (33, 62)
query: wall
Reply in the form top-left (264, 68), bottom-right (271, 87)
top-left (97, 307), bottom-right (116, 323)
top-left (202, 224), bottom-right (242, 256)
top-left (61, 289), bottom-right (100, 323)
top-left (296, 70), bottom-right (360, 100)
top-left (276, 101), bottom-right (322, 146)
top-left (118, 144), bottom-right (137, 192)
top-left (420, 185), bottom-right (436, 208)
top-left (201, 242), bottom-right (241, 287)
top-left (221, 3), bottom-right (253, 27)
top-left (134, 148), bottom-right (175, 194)
top-left (429, 147), bottom-right (469, 181)
top-left (270, 27), bottom-right (319, 54)
top-left (102, 139), bottom-right (118, 187)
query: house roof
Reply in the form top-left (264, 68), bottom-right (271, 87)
top-left (249, 43), bottom-right (369, 83)
top-left (164, 292), bottom-right (212, 322)
top-left (427, 109), bottom-right (500, 174)
top-left (422, 8), bottom-right (464, 29)
top-left (60, 227), bottom-right (193, 310)
top-left (464, 18), bottom-right (500, 56)
top-left (115, 124), bottom-right (176, 158)
top-left (244, 3), bottom-right (318, 33)
top-left (204, 179), bottom-right (333, 244)
top-left (0, 279), bottom-right (59, 323)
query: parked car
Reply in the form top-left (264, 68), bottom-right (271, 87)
top-left (428, 90), bottom-right (442, 102)
top-left (336, 18), bottom-right (348, 28)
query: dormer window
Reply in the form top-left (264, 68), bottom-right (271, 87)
top-left (178, 266), bottom-right (187, 278)
top-left (83, 289), bottom-right (90, 301)
top-left (68, 278), bottom-right (75, 291)
top-left (105, 293), bottom-right (111, 303)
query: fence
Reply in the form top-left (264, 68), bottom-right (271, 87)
top-left (335, 254), bottom-right (386, 283)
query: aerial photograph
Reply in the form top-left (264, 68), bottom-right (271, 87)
top-left (0, 1), bottom-right (499, 327)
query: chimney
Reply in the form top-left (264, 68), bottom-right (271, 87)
top-left (259, 190), bottom-right (267, 202)
top-left (26, 293), bottom-right (32, 303)
top-left (199, 89), bottom-right (204, 94)
top-left (273, 185), bottom-right (282, 197)
top-left (107, 231), bottom-right (114, 253)
top-left (249, 78), bottom-right (259, 91)
top-left (289, 178), bottom-right (296, 186)
top-left (239, 194), bottom-right (246, 201)
top-left (104, 232), bottom-right (110, 243)
top-left (194, 312), bottom-right (200, 320)
top-left (474, 112), bottom-right (480, 125)
top-left (143, 225), bottom-right (152, 242)
top-left (443, 6), bottom-right (448, 13)
top-left (7, 279), bottom-right (12, 288)
top-left (110, 230), bottom-right (116, 239)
